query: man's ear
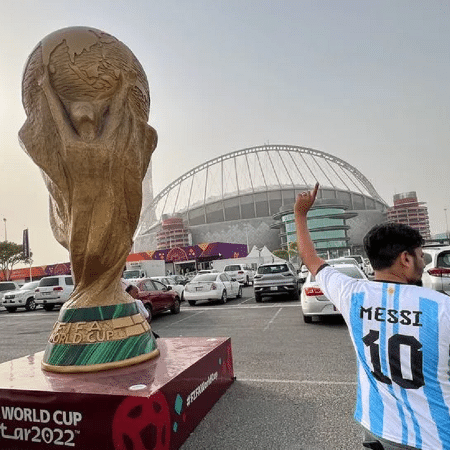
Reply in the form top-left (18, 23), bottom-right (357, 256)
top-left (399, 251), bottom-right (414, 268)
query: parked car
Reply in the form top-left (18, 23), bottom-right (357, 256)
top-left (298, 265), bottom-right (309, 283)
top-left (347, 254), bottom-right (366, 273)
top-left (2, 280), bottom-right (40, 312)
top-left (0, 281), bottom-right (21, 307)
top-left (130, 278), bottom-right (181, 321)
top-left (301, 264), bottom-right (367, 323)
top-left (151, 276), bottom-right (185, 300)
top-left (184, 272), bottom-right (242, 306)
top-left (34, 275), bottom-right (74, 311)
top-left (253, 261), bottom-right (300, 302)
top-left (326, 257), bottom-right (360, 267)
top-left (171, 274), bottom-right (189, 286)
top-left (422, 245), bottom-right (450, 295)
top-left (364, 258), bottom-right (374, 276)
top-left (223, 264), bottom-right (254, 286)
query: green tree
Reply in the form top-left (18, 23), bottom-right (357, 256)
top-left (0, 241), bottom-right (32, 281)
top-left (288, 241), bottom-right (300, 264)
top-left (272, 249), bottom-right (289, 260)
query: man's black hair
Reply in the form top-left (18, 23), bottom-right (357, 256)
top-left (125, 285), bottom-right (135, 293)
top-left (363, 223), bottom-right (424, 270)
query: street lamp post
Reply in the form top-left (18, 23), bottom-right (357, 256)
top-left (244, 224), bottom-right (250, 254)
top-left (445, 209), bottom-right (449, 244)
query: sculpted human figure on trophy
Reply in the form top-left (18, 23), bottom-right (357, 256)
top-left (19, 26), bottom-right (159, 372)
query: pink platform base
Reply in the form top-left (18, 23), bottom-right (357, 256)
top-left (0, 337), bottom-right (234, 450)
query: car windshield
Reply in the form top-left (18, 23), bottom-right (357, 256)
top-left (39, 278), bottom-right (59, 287)
top-left (437, 252), bottom-right (450, 268)
top-left (192, 274), bottom-right (218, 282)
top-left (0, 284), bottom-right (15, 291)
top-left (257, 264), bottom-right (289, 274)
top-left (224, 265), bottom-right (240, 271)
top-left (310, 266), bottom-right (364, 282)
top-left (349, 255), bottom-right (364, 264)
top-left (123, 270), bottom-right (140, 279)
top-left (327, 259), bottom-right (357, 266)
top-left (21, 281), bottom-right (39, 290)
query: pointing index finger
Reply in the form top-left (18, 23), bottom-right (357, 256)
top-left (312, 182), bottom-right (319, 199)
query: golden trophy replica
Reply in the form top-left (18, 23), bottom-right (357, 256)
top-left (19, 26), bottom-right (159, 373)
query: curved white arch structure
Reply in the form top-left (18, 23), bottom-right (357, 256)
top-left (138, 145), bottom-right (386, 237)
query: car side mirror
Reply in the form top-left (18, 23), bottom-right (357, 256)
top-left (167, 286), bottom-right (172, 290)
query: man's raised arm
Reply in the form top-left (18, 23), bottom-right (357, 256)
top-left (294, 183), bottom-right (326, 276)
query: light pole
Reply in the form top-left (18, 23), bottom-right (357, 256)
top-left (445, 209), bottom-right (449, 244)
top-left (3, 218), bottom-right (6, 242)
top-left (244, 223), bottom-right (250, 254)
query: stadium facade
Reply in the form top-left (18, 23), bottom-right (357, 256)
top-left (135, 145), bottom-right (388, 257)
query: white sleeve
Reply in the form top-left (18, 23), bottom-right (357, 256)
top-left (316, 266), bottom-right (362, 318)
top-left (135, 299), bottom-right (149, 319)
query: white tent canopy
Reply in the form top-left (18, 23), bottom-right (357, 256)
top-left (247, 246), bottom-right (285, 264)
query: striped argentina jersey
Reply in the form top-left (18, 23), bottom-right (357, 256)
top-left (317, 265), bottom-right (450, 450)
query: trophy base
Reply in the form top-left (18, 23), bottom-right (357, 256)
top-left (42, 302), bottom-right (159, 373)
top-left (0, 337), bottom-right (234, 450)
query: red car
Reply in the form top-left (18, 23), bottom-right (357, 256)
top-left (123, 278), bottom-right (181, 321)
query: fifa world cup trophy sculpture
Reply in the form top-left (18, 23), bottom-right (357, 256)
top-left (19, 27), bottom-right (159, 372)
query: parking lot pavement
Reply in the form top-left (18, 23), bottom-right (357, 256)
top-left (0, 286), bottom-right (362, 449)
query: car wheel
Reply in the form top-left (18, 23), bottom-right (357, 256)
top-left (188, 300), bottom-right (196, 306)
top-left (5, 307), bottom-right (17, 313)
top-left (43, 304), bottom-right (54, 311)
top-left (303, 315), bottom-right (312, 323)
top-left (219, 290), bottom-right (227, 304)
top-left (255, 293), bottom-right (262, 303)
top-left (171, 298), bottom-right (181, 314)
top-left (144, 303), bottom-right (153, 321)
top-left (25, 298), bottom-right (36, 311)
top-left (237, 285), bottom-right (243, 298)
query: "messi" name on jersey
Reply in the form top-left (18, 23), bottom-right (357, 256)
top-left (360, 306), bottom-right (423, 327)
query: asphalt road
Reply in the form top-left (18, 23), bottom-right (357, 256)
top-left (0, 286), bottom-right (363, 450)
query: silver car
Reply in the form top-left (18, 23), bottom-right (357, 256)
top-left (422, 245), bottom-right (450, 295)
top-left (253, 261), bottom-right (299, 302)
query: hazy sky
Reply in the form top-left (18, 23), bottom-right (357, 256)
top-left (1, 1), bottom-right (449, 267)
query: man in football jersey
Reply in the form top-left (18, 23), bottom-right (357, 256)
top-left (295, 183), bottom-right (450, 450)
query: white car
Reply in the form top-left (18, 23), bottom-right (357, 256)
top-left (223, 264), bottom-right (254, 286)
top-left (326, 257), bottom-right (360, 268)
top-left (184, 272), bottom-right (242, 306)
top-left (151, 276), bottom-right (185, 300)
top-left (0, 281), bottom-right (21, 306)
top-left (34, 275), bottom-right (74, 311)
top-left (347, 254), bottom-right (367, 273)
top-left (298, 265), bottom-right (309, 283)
top-left (301, 264), bottom-right (367, 323)
top-left (2, 280), bottom-right (40, 312)
top-left (422, 245), bottom-right (450, 295)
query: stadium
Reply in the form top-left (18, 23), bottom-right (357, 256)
top-left (135, 144), bottom-right (388, 258)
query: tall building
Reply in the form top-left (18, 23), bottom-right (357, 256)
top-left (387, 192), bottom-right (431, 239)
top-left (273, 201), bottom-right (357, 259)
top-left (156, 215), bottom-right (191, 250)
